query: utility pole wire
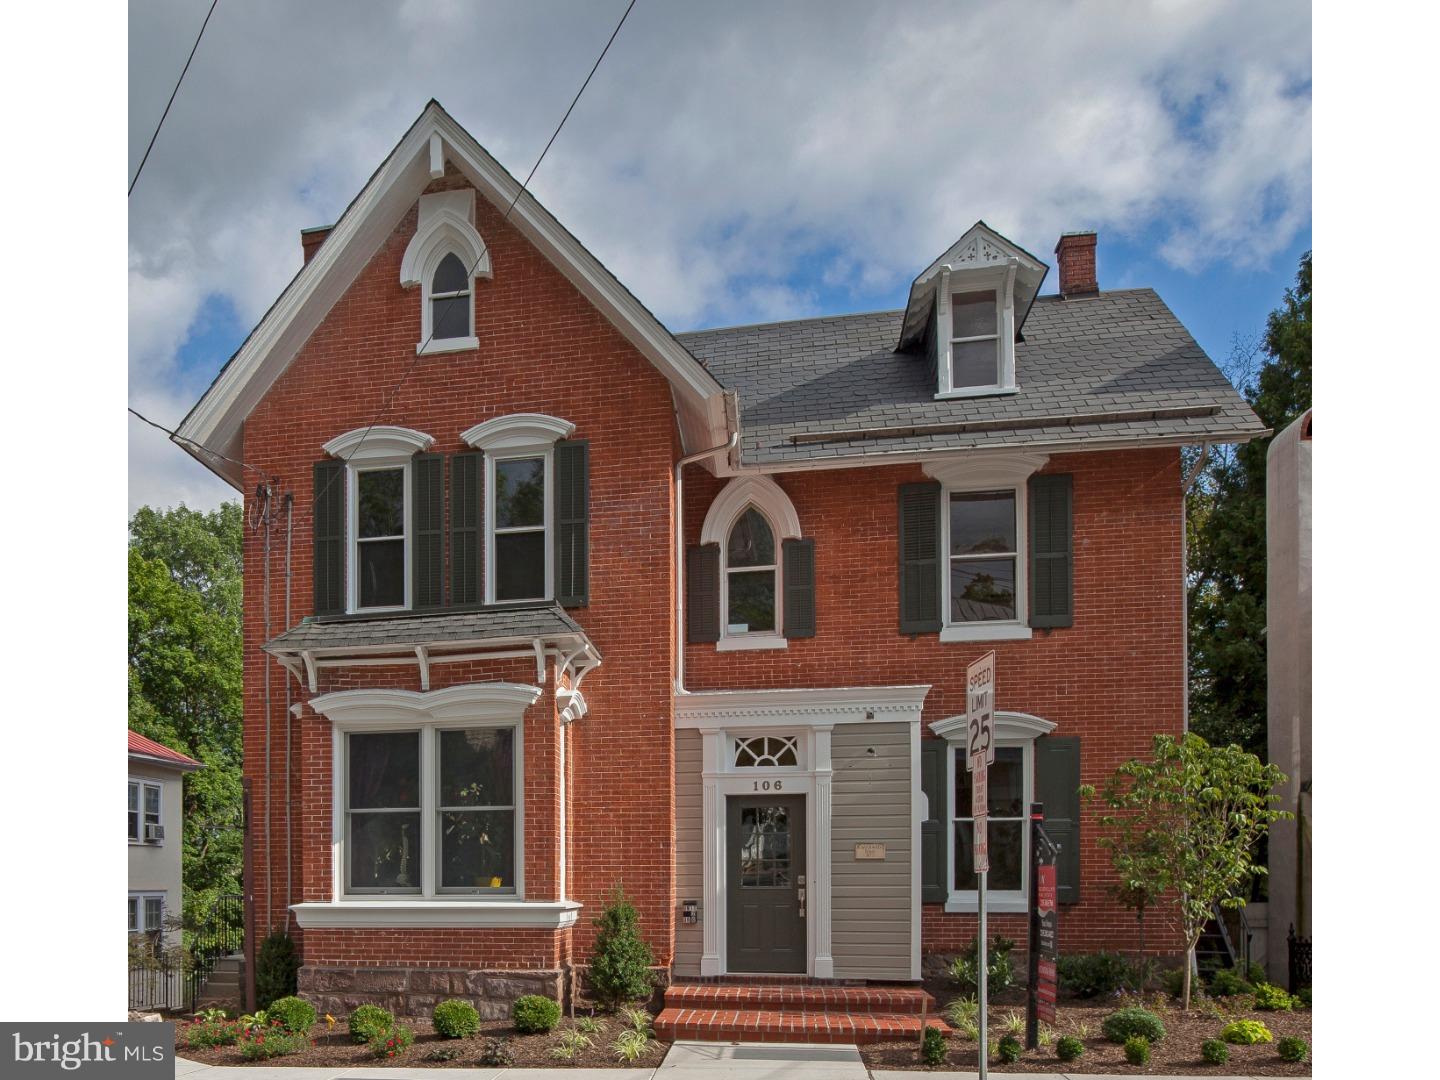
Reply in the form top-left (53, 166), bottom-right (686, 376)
top-left (129, 0), bottom-right (221, 196)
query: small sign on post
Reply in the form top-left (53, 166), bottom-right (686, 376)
top-left (967, 650), bottom-right (997, 765)
top-left (965, 651), bottom-right (997, 1080)
top-left (973, 814), bottom-right (989, 873)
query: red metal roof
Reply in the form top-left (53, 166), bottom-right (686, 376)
top-left (128, 730), bottom-right (202, 769)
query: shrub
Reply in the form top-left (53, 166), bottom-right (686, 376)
top-left (921, 1026), bottom-right (947, 1066)
top-left (1057, 952), bottom-right (1134, 998)
top-left (1161, 966), bottom-right (1186, 999)
top-left (1220, 1019), bottom-right (1272, 1044)
top-left (369, 1022), bottom-right (414, 1059)
top-left (266, 996), bottom-right (316, 1036)
top-left (1123, 1035), bottom-right (1151, 1065)
top-left (947, 934), bottom-right (1016, 995)
top-left (1296, 986), bottom-right (1311, 1008)
top-left (432, 999), bottom-right (481, 1039)
top-left (614, 1028), bottom-right (656, 1063)
top-left (997, 1034), bottom-right (1022, 1063)
top-left (254, 932), bottom-right (299, 1010)
top-left (237, 1026), bottom-right (309, 1060)
top-left (1205, 967), bottom-right (1253, 997)
top-left (589, 888), bottom-right (656, 1006)
top-left (184, 1016), bottom-right (242, 1048)
top-left (1056, 1034), bottom-right (1084, 1062)
top-left (1252, 982), bottom-right (1294, 1010)
top-left (513, 994), bottom-right (562, 1034)
top-left (348, 1004), bottom-right (393, 1044)
top-left (479, 1037), bottom-right (515, 1067)
top-left (1102, 1006), bottom-right (1166, 1044)
top-left (1277, 1035), bottom-right (1309, 1063)
top-left (1201, 1038), bottom-right (1230, 1064)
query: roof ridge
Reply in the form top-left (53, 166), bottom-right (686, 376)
top-left (675, 308), bottom-right (904, 337)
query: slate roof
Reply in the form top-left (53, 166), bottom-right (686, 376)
top-left (128, 730), bottom-right (203, 770)
top-left (264, 604), bottom-right (590, 654)
top-left (676, 289), bottom-right (1265, 467)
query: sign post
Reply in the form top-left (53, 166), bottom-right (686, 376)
top-left (1026, 802), bottom-right (1060, 1049)
top-left (966, 652), bottom-right (996, 1078)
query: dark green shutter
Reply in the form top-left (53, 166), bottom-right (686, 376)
top-left (920, 739), bottom-right (949, 902)
top-left (898, 482), bottom-right (942, 634)
top-left (412, 453), bottom-right (445, 609)
top-left (781, 537), bottom-right (815, 638)
top-left (450, 451), bottom-right (483, 606)
top-left (312, 459), bottom-right (345, 616)
top-left (554, 440), bottom-right (589, 607)
top-left (1035, 735), bottom-right (1081, 903)
top-left (1029, 474), bottom-right (1073, 628)
top-left (686, 543), bottom-right (720, 643)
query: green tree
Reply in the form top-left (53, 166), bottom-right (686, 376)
top-left (1188, 252), bottom-right (1311, 753)
top-left (128, 503), bottom-right (244, 923)
top-left (1083, 733), bottom-right (1289, 1011)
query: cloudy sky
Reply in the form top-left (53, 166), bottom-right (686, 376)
top-left (128, 0), bottom-right (1311, 513)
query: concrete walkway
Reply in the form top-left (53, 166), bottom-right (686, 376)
top-left (177, 1050), bottom-right (1295, 1080)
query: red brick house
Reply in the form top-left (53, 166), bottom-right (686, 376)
top-left (175, 102), bottom-right (1263, 1025)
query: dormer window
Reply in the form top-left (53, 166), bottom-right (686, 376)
top-left (948, 289), bottom-right (1002, 390)
top-left (430, 252), bottom-right (472, 341)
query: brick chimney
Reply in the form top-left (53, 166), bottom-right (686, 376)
top-left (1054, 231), bottom-right (1098, 298)
top-left (301, 225), bottom-right (333, 265)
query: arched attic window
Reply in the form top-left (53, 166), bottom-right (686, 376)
top-left (400, 189), bottom-right (491, 355)
top-left (726, 506), bottom-right (778, 635)
top-left (430, 252), bottom-right (472, 341)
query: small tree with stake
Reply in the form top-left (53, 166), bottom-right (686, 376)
top-left (1082, 733), bottom-right (1289, 1011)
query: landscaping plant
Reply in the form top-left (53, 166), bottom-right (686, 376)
top-left (1102, 1005), bottom-right (1166, 1044)
top-left (1082, 732), bottom-right (1289, 1009)
top-left (513, 994), bottom-right (562, 1034)
top-left (254, 931), bottom-right (299, 1009)
top-left (348, 1004), bottom-right (393, 1044)
top-left (921, 1026), bottom-right (947, 1066)
top-left (551, 1028), bottom-right (593, 1060)
top-left (575, 1015), bottom-right (604, 1035)
top-left (369, 1022), bottom-right (415, 1059)
top-left (1056, 952), bottom-right (1134, 998)
top-left (1220, 1019), bottom-right (1272, 1044)
top-left (1201, 1037), bottom-right (1230, 1064)
top-left (1123, 1035), bottom-right (1151, 1065)
top-left (1204, 967), bottom-right (1253, 997)
top-left (425, 1046), bottom-right (463, 1062)
top-left (266, 995), bottom-right (316, 1036)
top-left (237, 1025), bottom-right (309, 1060)
top-left (479, 1037), bottom-right (516, 1067)
top-left (1277, 1035), bottom-right (1309, 1062)
top-left (1251, 982), bottom-right (1294, 1010)
top-left (432, 998), bottom-right (481, 1038)
top-left (1056, 1035), bottom-right (1085, 1062)
top-left (184, 1015), bottom-right (242, 1048)
top-left (613, 1028), bottom-right (656, 1063)
top-left (1296, 986), bottom-right (1311, 1008)
top-left (947, 933), bottom-right (1015, 995)
top-left (619, 1004), bottom-right (653, 1035)
top-left (996, 1034), bottom-right (1022, 1063)
top-left (589, 888), bottom-right (656, 1006)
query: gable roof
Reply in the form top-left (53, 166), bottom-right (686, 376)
top-left (175, 101), bottom-right (730, 489)
top-left (678, 289), bottom-right (1266, 470)
top-left (128, 730), bottom-right (204, 771)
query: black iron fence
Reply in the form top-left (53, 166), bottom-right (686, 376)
top-left (1287, 924), bottom-right (1312, 990)
top-left (128, 952), bottom-right (200, 1013)
top-left (128, 893), bottom-right (244, 1014)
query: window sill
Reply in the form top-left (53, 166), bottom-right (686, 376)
top-left (417, 336), bottom-right (479, 355)
top-left (716, 633), bottom-right (788, 652)
top-left (934, 385), bottom-right (1019, 401)
top-left (939, 623), bottom-right (1033, 643)
top-left (944, 894), bottom-right (1029, 914)
top-left (291, 899), bottom-right (581, 929)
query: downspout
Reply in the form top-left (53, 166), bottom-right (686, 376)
top-left (258, 482), bottom-right (273, 935)
top-left (674, 428), bottom-right (739, 694)
top-left (283, 492), bottom-right (294, 929)
top-left (1180, 443), bottom-right (1211, 733)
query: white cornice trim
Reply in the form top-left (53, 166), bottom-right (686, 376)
top-left (308, 682), bottom-right (542, 727)
top-left (929, 709), bottom-right (1057, 742)
top-left (399, 190), bottom-right (491, 286)
top-left (699, 474), bottom-right (801, 545)
top-left (291, 899), bottom-right (580, 929)
top-left (921, 451), bottom-right (1049, 489)
top-left (323, 425), bottom-right (434, 462)
top-left (675, 684), bottom-right (931, 728)
top-left (462, 413), bottom-right (576, 453)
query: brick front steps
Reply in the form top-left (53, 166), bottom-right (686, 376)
top-left (655, 983), bottom-right (950, 1045)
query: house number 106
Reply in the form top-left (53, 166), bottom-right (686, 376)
top-left (753, 780), bottom-right (783, 791)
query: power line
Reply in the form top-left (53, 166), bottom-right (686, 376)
top-left (128, 406), bottom-right (269, 479)
top-left (129, 0), bottom-right (221, 196)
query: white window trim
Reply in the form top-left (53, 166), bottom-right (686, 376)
top-left (923, 454), bottom-right (1048, 643)
top-left (400, 189), bottom-right (491, 355)
top-left (129, 778), bottom-right (163, 845)
top-left (129, 891), bottom-right (166, 933)
top-left (305, 684), bottom-right (547, 920)
top-left (700, 475), bottom-right (801, 651)
top-left (929, 710), bottom-right (1056, 915)
top-left (935, 262), bottom-right (1019, 399)
top-left (347, 460), bottom-right (413, 614)
top-left (484, 451), bottom-right (553, 605)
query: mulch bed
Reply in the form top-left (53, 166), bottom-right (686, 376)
top-left (861, 985), bottom-right (1313, 1075)
top-left (177, 1014), bottom-right (671, 1070)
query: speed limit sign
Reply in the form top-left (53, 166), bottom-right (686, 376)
top-left (966, 651), bottom-right (996, 769)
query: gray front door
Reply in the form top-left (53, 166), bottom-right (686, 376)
top-left (726, 794), bottom-right (806, 973)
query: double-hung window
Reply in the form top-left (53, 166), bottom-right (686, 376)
top-left (344, 723), bottom-right (520, 897)
top-left (129, 779), bottom-right (161, 843)
top-left (948, 290), bottom-right (1002, 390)
top-left (129, 893), bottom-right (165, 934)
top-left (353, 465), bottom-right (408, 611)
top-left (948, 490), bottom-right (1019, 624)
top-left (491, 456), bottom-right (547, 602)
top-left (950, 744), bottom-right (1030, 911)
top-left (725, 507), bottom-right (778, 635)
top-left (430, 252), bottom-right (473, 342)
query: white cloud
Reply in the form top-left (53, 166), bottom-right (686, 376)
top-left (128, 0), bottom-right (1310, 513)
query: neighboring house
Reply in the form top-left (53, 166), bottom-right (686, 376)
top-left (1266, 409), bottom-right (1312, 987)
top-left (173, 102), bottom-right (1263, 1022)
top-left (128, 730), bottom-right (202, 947)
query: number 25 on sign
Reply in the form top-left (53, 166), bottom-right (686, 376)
top-left (967, 650), bottom-right (997, 767)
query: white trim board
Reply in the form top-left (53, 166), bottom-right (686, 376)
top-left (291, 900), bottom-right (580, 929)
top-left (675, 685), bottom-right (931, 728)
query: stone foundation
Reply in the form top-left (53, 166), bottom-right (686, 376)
top-left (298, 964), bottom-right (562, 1019)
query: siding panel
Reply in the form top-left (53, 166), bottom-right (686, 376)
top-left (674, 729), bottom-right (704, 976)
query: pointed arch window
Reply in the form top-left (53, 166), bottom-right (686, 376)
top-left (430, 253), bottom-right (472, 341)
top-left (725, 506), bottom-right (778, 636)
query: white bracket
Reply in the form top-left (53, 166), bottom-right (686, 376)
top-left (415, 645), bottom-right (431, 691)
top-left (533, 639), bottom-right (546, 684)
top-left (428, 132), bottom-right (445, 179)
top-left (300, 650), bottom-right (318, 693)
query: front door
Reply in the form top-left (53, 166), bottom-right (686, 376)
top-left (726, 794), bottom-right (806, 973)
